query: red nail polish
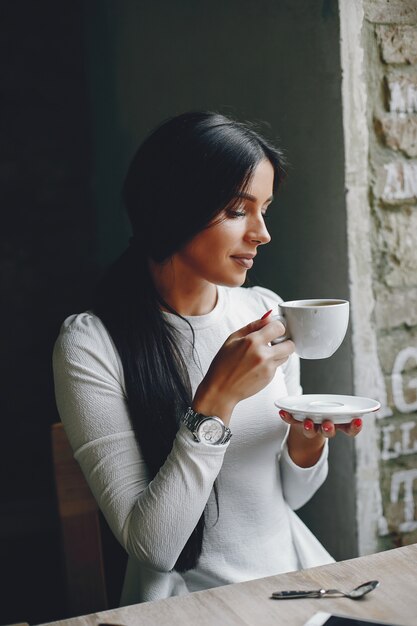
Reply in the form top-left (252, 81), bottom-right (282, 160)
top-left (353, 418), bottom-right (362, 428)
top-left (304, 419), bottom-right (314, 431)
top-left (322, 423), bottom-right (332, 433)
top-left (261, 309), bottom-right (273, 320)
top-left (279, 410), bottom-right (287, 418)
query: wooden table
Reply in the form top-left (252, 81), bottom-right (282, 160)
top-left (41, 544), bottom-right (417, 626)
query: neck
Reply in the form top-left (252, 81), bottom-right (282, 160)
top-left (149, 258), bottom-right (218, 316)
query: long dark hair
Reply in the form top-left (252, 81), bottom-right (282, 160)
top-left (92, 111), bottom-right (286, 572)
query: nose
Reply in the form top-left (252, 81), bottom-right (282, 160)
top-left (245, 216), bottom-right (271, 246)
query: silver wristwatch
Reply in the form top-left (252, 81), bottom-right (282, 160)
top-left (181, 407), bottom-right (232, 446)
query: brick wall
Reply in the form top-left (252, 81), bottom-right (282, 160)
top-left (364, 0), bottom-right (417, 550)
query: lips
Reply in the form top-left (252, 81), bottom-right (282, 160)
top-left (231, 255), bottom-right (255, 269)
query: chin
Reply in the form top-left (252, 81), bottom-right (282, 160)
top-left (217, 273), bottom-right (247, 288)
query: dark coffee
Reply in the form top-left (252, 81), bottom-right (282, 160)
top-left (307, 301), bottom-right (343, 307)
top-left (284, 300), bottom-right (345, 308)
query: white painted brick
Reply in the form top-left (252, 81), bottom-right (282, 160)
top-left (375, 285), bottom-right (417, 328)
top-left (376, 25), bottom-right (417, 63)
top-left (378, 329), bottom-right (417, 373)
top-left (376, 114), bottom-right (417, 157)
top-left (384, 377), bottom-right (417, 415)
top-left (377, 207), bottom-right (417, 287)
top-left (367, 2), bottom-right (417, 26)
top-left (386, 72), bottom-right (417, 113)
top-left (376, 161), bottom-right (417, 203)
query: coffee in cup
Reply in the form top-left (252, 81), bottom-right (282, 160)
top-left (271, 299), bottom-right (349, 359)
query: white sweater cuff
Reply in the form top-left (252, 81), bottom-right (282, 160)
top-left (281, 437), bottom-right (329, 474)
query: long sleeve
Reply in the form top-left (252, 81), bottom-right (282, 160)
top-left (279, 343), bottom-right (329, 510)
top-left (52, 313), bottom-right (229, 573)
top-left (278, 343), bottom-right (328, 510)
top-left (252, 291), bottom-right (329, 511)
top-left (279, 438), bottom-right (329, 510)
top-left (53, 286), bottom-right (335, 604)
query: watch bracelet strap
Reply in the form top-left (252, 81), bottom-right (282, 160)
top-left (181, 407), bottom-right (232, 444)
top-left (181, 407), bottom-right (200, 432)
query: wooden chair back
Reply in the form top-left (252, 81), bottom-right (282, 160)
top-left (51, 422), bottom-right (108, 616)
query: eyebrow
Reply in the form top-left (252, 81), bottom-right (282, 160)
top-left (236, 192), bottom-right (274, 203)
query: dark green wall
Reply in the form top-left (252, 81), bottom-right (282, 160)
top-left (85, 0), bottom-right (355, 561)
top-left (1, 1), bottom-right (96, 623)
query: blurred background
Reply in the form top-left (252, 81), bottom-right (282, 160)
top-left (3, 0), bottom-right (416, 624)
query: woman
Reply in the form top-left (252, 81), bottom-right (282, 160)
top-left (53, 111), bottom-right (362, 605)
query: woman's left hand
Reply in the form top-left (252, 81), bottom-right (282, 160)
top-left (279, 410), bottom-right (363, 439)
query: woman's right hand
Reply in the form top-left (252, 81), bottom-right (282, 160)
top-left (192, 315), bottom-right (295, 424)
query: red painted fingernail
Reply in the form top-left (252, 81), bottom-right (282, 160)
top-left (261, 309), bottom-right (273, 320)
top-left (279, 410), bottom-right (288, 418)
top-left (322, 423), bottom-right (332, 433)
top-left (304, 419), bottom-right (314, 431)
top-left (353, 418), bottom-right (363, 428)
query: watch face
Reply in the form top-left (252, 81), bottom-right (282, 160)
top-left (197, 418), bottom-right (224, 445)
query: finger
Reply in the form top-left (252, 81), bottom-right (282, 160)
top-left (230, 315), bottom-right (272, 340)
top-left (303, 418), bottom-right (319, 439)
top-left (345, 417), bottom-right (363, 437)
top-left (279, 410), bottom-right (307, 427)
top-left (320, 420), bottom-right (336, 438)
top-left (279, 411), bottom-right (319, 439)
top-left (257, 319), bottom-right (287, 344)
top-left (269, 339), bottom-right (295, 362)
top-left (234, 315), bottom-right (288, 347)
top-left (279, 409), bottom-right (298, 425)
top-left (334, 417), bottom-right (363, 437)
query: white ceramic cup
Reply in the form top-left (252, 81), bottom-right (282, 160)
top-left (271, 299), bottom-right (349, 359)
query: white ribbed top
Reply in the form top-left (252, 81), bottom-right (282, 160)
top-left (52, 285), bottom-right (333, 605)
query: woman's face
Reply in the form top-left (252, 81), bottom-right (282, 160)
top-left (175, 159), bottom-right (274, 288)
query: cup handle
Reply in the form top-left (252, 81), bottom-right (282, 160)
top-left (270, 314), bottom-right (288, 345)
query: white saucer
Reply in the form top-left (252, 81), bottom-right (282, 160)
top-left (274, 394), bottom-right (381, 424)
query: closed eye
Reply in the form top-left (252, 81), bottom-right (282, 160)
top-left (227, 209), bottom-right (246, 218)
top-left (226, 201), bottom-right (273, 220)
